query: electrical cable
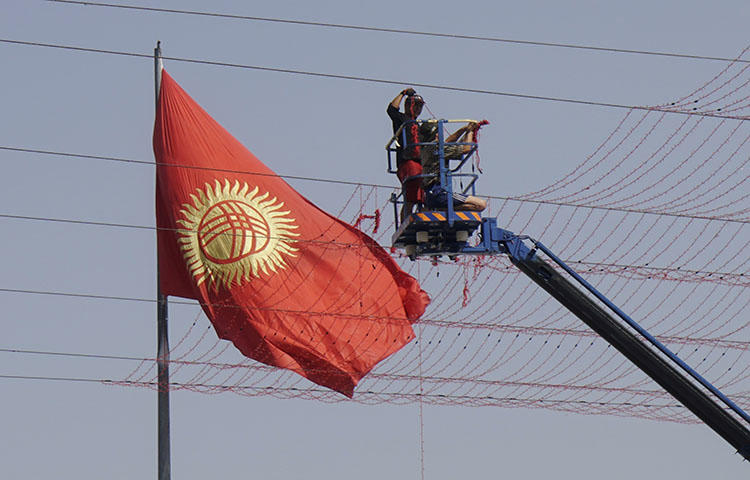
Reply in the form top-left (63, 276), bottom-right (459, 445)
top-left (7, 346), bottom-right (744, 399)
top-left (1, 285), bottom-right (747, 353)
top-left (0, 38), bottom-right (747, 121)
top-left (0, 372), bottom-right (692, 409)
top-left (46, 0), bottom-right (750, 65)
top-left (2, 145), bottom-right (748, 224)
top-left (0, 211), bottom-right (745, 281)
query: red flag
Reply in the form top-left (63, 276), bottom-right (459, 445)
top-left (154, 70), bottom-right (429, 396)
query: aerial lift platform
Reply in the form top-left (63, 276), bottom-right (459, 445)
top-left (386, 117), bottom-right (750, 459)
top-left (387, 118), bottom-right (488, 260)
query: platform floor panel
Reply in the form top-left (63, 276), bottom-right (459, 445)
top-left (392, 210), bottom-right (483, 247)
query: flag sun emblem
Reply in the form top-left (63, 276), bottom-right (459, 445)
top-left (177, 179), bottom-right (299, 289)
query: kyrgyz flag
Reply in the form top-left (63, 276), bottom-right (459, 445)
top-left (154, 70), bottom-right (429, 396)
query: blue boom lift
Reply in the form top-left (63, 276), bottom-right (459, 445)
top-left (387, 119), bottom-right (750, 460)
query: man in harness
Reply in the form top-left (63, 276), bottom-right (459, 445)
top-left (387, 91), bottom-right (489, 259)
top-left (387, 88), bottom-right (424, 223)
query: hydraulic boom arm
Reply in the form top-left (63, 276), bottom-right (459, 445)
top-left (480, 219), bottom-right (750, 459)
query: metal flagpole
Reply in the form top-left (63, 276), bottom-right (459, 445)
top-left (154, 41), bottom-right (171, 480)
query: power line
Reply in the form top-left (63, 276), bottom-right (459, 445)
top-left (3, 306), bottom-right (746, 365)
top-left (0, 287), bottom-right (158, 305)
top-left (0, 372), bottom-right (691, 409)
top-left (0, 213), bottom-right (385, 250)
top-left (0, 347), bottom-right (147, 363)
top-left (1, 248), bottom-right (745, 312)
top-left (3, 145), bottom-right (748, 225)
top-left (3, 209), bottom-right (749, 259)
top-left (6, 205), bottom-right (744, 283)
top-left (0, 38), bottom-right (746, 121)
top-left (0, 146), bottom-right (378, 188)
top-left (0, 213), bottom-right (154, 232)
top-left (0, 287), bottom-right (428, 324)
top-left (6, 347), bottom-right (746, 386)
top-left (47, 0), bottom-right (750, 65)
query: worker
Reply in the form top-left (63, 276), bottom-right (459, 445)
top-left (387, 88), bottom-right (425, 223)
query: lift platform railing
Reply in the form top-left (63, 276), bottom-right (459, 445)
top-left (386, 119), bottom-right (481, 228)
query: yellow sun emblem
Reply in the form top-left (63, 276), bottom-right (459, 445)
top-left (176, 179), bottom-right (299, 290)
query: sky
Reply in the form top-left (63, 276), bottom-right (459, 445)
top-left (1, 1), bottom-right (749, 479)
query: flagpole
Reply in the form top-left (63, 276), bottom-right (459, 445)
top-left (154, 41), bottom-right (171, 480)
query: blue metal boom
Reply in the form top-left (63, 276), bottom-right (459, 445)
top-left (477, 219), bottom-right (750, 460)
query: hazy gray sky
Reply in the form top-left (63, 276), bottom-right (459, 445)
top-left (1, 1), bottom-right (748, 479)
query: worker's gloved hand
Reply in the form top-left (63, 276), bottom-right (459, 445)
top-left (402, 88), bottom-right (416, 96)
